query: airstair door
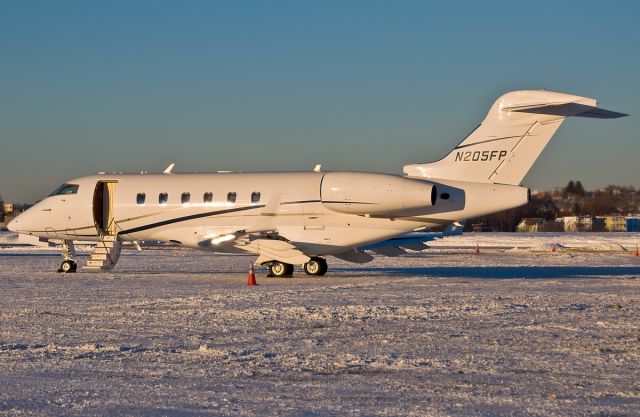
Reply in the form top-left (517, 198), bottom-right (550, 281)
top-left (92, 180), bottom-right (118, 235)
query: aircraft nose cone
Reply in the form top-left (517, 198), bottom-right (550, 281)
top-left (7, 210), bottom-right (31, 234)
top-left (7, 217), bottom-right (18, 232)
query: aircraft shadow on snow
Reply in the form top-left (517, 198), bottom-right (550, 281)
top-left (2, 253), bottom-right (638, 278)
top-left (330, 266), bottom-right (640, 279)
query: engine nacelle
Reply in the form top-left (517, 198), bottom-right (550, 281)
top-left (321, 172), bottom-right (436, 216)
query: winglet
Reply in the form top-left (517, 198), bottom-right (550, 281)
top-left (163, 163), bottom-right (175, 174)
top-left (444, 221), bottom-right (465, 236)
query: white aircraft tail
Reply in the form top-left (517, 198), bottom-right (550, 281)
top-left (403, 90), bottom-right (626, 185)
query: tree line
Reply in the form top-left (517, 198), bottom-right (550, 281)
top-left (466, 181), bottom-right (639, 232)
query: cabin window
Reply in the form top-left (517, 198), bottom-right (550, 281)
top-left (203, 192), bottom-right (213, 203)
top-left (251, 192), bottom-right (261, 204)
top-left (159, 193), bottom-right (168, 205)
top-left (227, 192), bottom-right (237, 204)
top-left (49, 183), bottom-right (79, 196)
top-left (181, 192), bottom-right (190, 205)
top-left (136, 193), bottom-right (146, 205)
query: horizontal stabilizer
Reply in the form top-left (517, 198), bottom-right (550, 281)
top-left (505, 102), bottom-right (627, 119)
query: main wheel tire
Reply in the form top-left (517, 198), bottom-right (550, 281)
top-left (269, 261), bottom-right (294, 278)
top-left (304, 257), bottom-right (328, 276)
top-left (59, 260), bottom-right (77, 273)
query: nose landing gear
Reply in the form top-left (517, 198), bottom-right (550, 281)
top-left (57, 240), bottom-right (78, 273)
top-left (58, 259), bottom-right (78, 273)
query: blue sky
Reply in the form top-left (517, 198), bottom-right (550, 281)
top-left (1, 1), bottom-right (639, 203)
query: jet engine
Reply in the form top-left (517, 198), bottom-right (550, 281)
top-left (321, 172), bottom-right (436, 216)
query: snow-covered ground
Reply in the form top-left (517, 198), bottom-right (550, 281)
top-left (3, 231), bottom-right (640, 251)
top-left (1, 238), bottom-right (640, 416)
top-left (430, 232), bottom-right (640, 252)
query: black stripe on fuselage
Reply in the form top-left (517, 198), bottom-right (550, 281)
top-left (281, 200), bottom-right (321, 205)
top-left (85, 199), bottom-right (376, 237)
top-left (118, 204), bottom-right (266, 235)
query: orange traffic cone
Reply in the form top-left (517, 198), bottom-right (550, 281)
top-left (634, 246), bottom-right (639, 257)
top-left (475, 244), bottom-right (480, 254)
top-left (247, 262), bottom-right (258, 286)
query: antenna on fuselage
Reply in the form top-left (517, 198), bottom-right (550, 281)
top-left (163, 163), bottom-right (175, 174)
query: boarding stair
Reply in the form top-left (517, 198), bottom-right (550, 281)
top-left (83, 233), bottom-right (122, 272)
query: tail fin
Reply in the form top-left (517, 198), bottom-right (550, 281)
top-left (403, 90), bottom-right (626, 185)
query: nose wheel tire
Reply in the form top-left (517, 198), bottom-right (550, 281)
top-left (58, 260), bottom-right (77, 273)
top-left (268, 261), bottom-right (294, 278)
top-left (304, 257), bottom-right (328, 276)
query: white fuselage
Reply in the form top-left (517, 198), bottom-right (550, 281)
top-left (10, 171), bottom-right (528, 257)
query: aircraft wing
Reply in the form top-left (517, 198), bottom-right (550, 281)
top-left (332, 222), bottom-right (464, 264)
top-left (197, 228), bottom-right (312, 265)
top-left (359, 221), bottom-right (465, 255)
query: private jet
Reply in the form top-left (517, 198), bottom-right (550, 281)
top-left (8, 90), bottom-right (626, 276)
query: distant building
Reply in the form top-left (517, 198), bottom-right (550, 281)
top-left (560, 216), bottom-right (593, 232)
top-left (626, 217), bottom-right (640, 232)
top-left (599, 216), bottom-right (627, 232)
top-left (2, 203), bottom-right (12, 214)
top-left (516, 218), bottom-right (544, 233)
top-left (561, 216), bottom-right (577, 232)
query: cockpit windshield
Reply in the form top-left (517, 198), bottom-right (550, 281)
top-left (49, 183), bottom-right (80, 196)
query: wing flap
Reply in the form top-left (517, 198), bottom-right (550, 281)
top-left (254, 239), bottom-right (310, 265)
top-left (401, 242), bottom-right (429, 251)
top-left (371, 246), bottom-right (406, 257)
top-left (333, 250), bottom-right (374, 264)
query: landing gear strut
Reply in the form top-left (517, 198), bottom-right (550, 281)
top-left (57, 240), bottom-right (78, 273)
top-left (267, 261), bottom-right (294, 278)
top-left (303, 257), bottom-right (328, 276)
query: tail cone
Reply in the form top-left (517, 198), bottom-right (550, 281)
top-left (247, 262), bottom-right (258, 286)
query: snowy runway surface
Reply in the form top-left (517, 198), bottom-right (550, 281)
top-left (1, 246), bottom-right (640, 416)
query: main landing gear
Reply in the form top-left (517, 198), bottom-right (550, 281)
top-left (266, 257), bottom-right (328, 278)
top-left (267, 261), bottom-right (294, 278)
top-left (303, 257), bottom-right (328, 276)
top-left (57, 240), bottom-right (78, 273)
